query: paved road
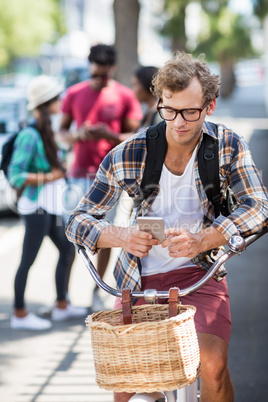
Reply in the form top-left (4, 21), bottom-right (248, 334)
top-left (227, 128), bottom-right (268, 402)
top-left (214, 84), bottom-right (268, 402)
top-left (0, 83), bottom-right (268, 402)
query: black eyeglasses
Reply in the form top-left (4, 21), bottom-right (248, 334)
top-left (157, 100), bottom-right (209, 122)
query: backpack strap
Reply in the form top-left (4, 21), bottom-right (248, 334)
top-left (198, 122), bottom-right (222, 217)
top-left (134, 120), bottom-right (167, 208)
top-left (134, 120), bottom-right (223, 218)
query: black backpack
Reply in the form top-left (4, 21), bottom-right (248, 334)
top-left (0, 123), bottom-right (33, 179)
top-left (134, 120), bottom-right (238, 218)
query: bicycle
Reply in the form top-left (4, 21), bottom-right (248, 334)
top-left (76, 227), bottom-right (268, 402)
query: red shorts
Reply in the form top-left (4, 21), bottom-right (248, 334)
top-left (114, 266), bottom-right (231, 345)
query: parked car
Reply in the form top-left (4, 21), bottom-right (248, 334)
top-left (0, 87), bottom-right (28, 214)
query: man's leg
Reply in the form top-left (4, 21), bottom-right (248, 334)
top-left (198, 332), bottom-right (234, 402)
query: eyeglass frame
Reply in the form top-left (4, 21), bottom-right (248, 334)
top-left (157, 99), bottom-right (209, 122)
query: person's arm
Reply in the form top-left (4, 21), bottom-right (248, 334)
top-left (65, 171), bottom-right (158, 257)
top-left (57, 113), bottom-right (82, 145)
top-left (65, 135), bottom-right (149, 255)
top-left (210, 130), bottom-right (268, 240)
top-left (23, 168), bottom-right (65, 186)
top-left (119, 91), bottom-right (144, 140)
top-left (118, 89), bottom-right (143, 141)
top-left (83, 123), bottom-right (122, 145)
top-left (58, 113), bottom-right (137, 146)
top-left (162, 226), bottom-right (226, 259)
top-left (9, 128), bottom-right (53, 189)
top-left (96, 224), bottom-right (159, 258)
top-left (162, 129), bottom-right (268, 259)
top-left (119, 117), bottom-right (142, 141)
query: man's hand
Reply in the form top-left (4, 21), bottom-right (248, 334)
top-left (77, 123), bottom-right (121, 145)
top-left (162, 228), bottom-right (203, 258)
top-left (98, 225), bottom-right (160, 258)
top-left (162, 227), bottom-right (226, 258)
top-left (121, 225), bottom-right (160, 258)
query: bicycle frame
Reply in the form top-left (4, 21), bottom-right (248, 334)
top-left (77, 228), bottom-right (268, 402)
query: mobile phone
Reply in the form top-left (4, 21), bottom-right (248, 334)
top-left (137, 217), bottom-right (165, 242)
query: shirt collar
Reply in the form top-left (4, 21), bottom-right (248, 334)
top-left (203, 120), bottom-right (218, 140)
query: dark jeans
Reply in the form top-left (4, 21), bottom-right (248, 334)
top-left (14, 210), bottom-right (75, 309)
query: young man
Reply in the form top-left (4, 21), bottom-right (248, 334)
top-left (65, 51), bottom-right (268, 401)
top-left (59, 44), bottom-right (142, 311)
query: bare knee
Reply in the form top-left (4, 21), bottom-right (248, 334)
top-left (198, 333), bottom-right (232, 393)
top-left (202, 357), bottom-right (230, 395)
top-left (203, 349), bottom-right (227, 378)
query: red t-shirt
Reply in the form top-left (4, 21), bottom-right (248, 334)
top-left (61, 80), bottom-right (142, 177)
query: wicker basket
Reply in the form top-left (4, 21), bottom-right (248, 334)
top-left (85, 304), bottom-right (201, 393)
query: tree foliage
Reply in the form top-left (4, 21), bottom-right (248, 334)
top-left (158, 0), bottom-right (258, 97)
top-left (252, 0), bottom-right (268, 23)
top-left (160, 0), bottom-right (188, 51)
top-left (199, 0), bottom-right (228, 15)
top-left (194, 8), bottom-right (255, 62)
top-left (0, 0), bottom-right (65, 68)
top-left (193, 7), bottom-right (256, 97)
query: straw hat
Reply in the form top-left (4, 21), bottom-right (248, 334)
top-left (27, 75), bottom-right (64, 111)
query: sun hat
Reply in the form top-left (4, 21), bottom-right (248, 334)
top-left (27, 75), bottom-right (64, 111)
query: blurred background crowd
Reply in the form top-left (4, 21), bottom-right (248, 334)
top-left (0, 0), bottom-right (268, 254)
top-left (1, 0), bottom-right (268, 215)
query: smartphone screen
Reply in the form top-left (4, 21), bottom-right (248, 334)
top-left (137, 217), bottom-right (165, 242)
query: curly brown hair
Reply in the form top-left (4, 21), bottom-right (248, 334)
top-left (152, 51), bottom-right (220, 103)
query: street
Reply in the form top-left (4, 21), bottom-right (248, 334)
top-left (227, 126), bottom-right (268, 402)
top-left (0, 83), bottom-right (268, 401)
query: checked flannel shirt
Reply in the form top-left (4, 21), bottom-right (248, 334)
top-left (8, 125), bottom-right (51, 202)
top-left (66, 120), bottom-right (268, 291)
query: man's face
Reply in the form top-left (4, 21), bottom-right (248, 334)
top-left (160, 77), bottom-right (215, 148)
top-left (89, 62), bottom-right (116, 91)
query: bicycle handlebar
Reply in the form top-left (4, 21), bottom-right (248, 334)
top-left (76, 227), bottom-right (268, 302)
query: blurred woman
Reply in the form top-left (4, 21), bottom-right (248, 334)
top-left (131, 65), bottom-right (162, 129)
top-left (9, 75), bottom-right (86, 330)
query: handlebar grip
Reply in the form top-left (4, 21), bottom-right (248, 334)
top-left (244, 226), bottom-right (268, 247)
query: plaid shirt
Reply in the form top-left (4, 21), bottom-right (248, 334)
top-left (66, 121), bottom-right (268, 291)
top-left (8, 126), bottom-right (51, 202)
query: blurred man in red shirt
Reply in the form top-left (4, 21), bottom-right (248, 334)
top-left (60, 44), bottom-right (142, 311)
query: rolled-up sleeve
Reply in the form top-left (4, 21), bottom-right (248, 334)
top-left (65, 151), bottom-right (123, 254)
top-left (8, 131), bottom-right (37, 189)
top-left (212, 129), bottom-right (268, 239)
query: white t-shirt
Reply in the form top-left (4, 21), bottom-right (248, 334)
top-left (141, 146), bottom-right (203, 276)
top-left (17, 178), bottom-right (67, 216)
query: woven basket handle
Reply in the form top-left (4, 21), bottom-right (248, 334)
top-left (122, 288), bottom-right (132, 325)
top-left (168, 287), bottom-right (180, 318)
